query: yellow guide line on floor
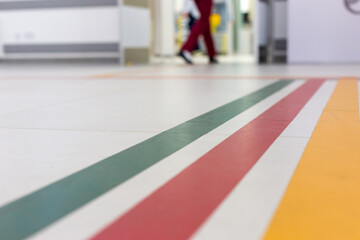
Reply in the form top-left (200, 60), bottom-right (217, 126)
top-left (264, 79), bottom-right (360, 240)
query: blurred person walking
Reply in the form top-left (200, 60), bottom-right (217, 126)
top-left (182, 0), bottom-right (201, 52)
top-left (179, 0), bottom-right (218, 64)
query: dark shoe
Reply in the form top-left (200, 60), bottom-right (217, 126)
top-left (179, 50), bottom-right (193, 64)
top-left (209, 57), bottom-right (219, 64)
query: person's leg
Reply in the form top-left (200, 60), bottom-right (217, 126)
top-left (182, 0), bottom-right (211, 53)
top-left (202, 17), bottom-right (216, 58)
top-left (188, 13), bottom-right (196, 29)
top-left (197, 0), bottom-right (216, 59)
top-left (182, 21), bottom-right (205, 53)
top-left (188, 14), bottom-right (200, 51)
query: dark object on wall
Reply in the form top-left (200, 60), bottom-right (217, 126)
top-left (345, 0), bottom-right (360, 14)
top-left (243, 13), bottom-right (250, 24)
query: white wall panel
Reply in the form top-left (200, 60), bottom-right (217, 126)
top-left (258, 1), bottom-right (268, 46)
top-left (273, 1), bottom-right (287, 39)
top-left (0, 8), bottom-right (119, 44)
top-left (0, 18), bottom-right (3, 56)
top-left (288, 0), bottom-right (360, 63)
top-left (122, 6), bottom-right (150, 48)
top-left (0, 1), bottom-right (151, 61)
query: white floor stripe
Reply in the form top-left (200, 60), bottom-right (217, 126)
top-left (30, 81), bottom-right (305, 240)
top-left (192, 81), bottom-right (336, 240)
top-left (281, 80), bottom-right (338, 138)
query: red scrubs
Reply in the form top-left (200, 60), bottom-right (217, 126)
top-left (182, 0), bottom-right (216, 58)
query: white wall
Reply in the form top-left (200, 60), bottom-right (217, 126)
top-left (0, 2), bottom-right (151, 61)
top-left (288, 0), bottom-right (360, 63)
top-left (122, 6), bottom-right (150, 48)
top-left (0, 18), bottom-right (3, 57)
top-left (0, 8), bottom-right (119, 44)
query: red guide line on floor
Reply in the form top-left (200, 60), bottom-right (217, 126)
top-left (91, 79), bottom-right (325, 240)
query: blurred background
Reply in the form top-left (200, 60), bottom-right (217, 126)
top-left (0, 0), bottom-right (359, 66)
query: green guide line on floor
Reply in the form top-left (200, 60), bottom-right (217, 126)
top-left (0, 80), bottom-right (293, 240)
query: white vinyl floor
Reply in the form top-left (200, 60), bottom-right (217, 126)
top-left (0, 62), bottom-right (359, 240)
